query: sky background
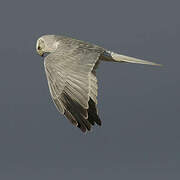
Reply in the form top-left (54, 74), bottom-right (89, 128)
top-left (0, 0), bottom-right (179, 179)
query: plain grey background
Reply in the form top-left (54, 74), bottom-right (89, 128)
top-left (0, 0), bottom-right (179, 179)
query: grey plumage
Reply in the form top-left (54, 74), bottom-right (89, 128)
top-left (36, 35), bottom-right (160, 133)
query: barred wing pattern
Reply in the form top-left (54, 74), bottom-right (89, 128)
top-left (44, 45), bottom-right (103, 132)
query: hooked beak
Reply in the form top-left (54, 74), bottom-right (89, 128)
top-left (37, 49), bottom-right (44, 57)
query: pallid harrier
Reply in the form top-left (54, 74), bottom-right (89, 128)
top-left (36, 35), bottom-right (160, 132)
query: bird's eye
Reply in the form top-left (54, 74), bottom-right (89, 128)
top-left (38, 46), bottom-right (41, 50)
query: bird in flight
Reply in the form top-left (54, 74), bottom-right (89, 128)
top-left (36, 35), bottom-right (161, 133)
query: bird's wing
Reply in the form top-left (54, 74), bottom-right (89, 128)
top-left (44, 45), bottom-right (103, 132)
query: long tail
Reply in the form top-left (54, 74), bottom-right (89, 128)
top-left (101, 51), bottom-right (162, 66)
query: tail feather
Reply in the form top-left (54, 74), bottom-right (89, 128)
top-left (102, 51), bottom-right (162, 66)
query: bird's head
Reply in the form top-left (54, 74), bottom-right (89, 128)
top-left (36, 35), bottom-right (59, 57)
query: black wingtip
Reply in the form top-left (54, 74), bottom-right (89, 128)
top-left (62, 92), bottom-right (101, 133)
top-left (75, 98), bottom-right (101, 133)
top-left (77, 123), bottom-right (87, 133)
top-left (87, 98), bottom-right (102, 126)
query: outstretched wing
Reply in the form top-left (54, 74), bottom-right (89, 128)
top-left (44, 42), bottom-right (104, 132)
